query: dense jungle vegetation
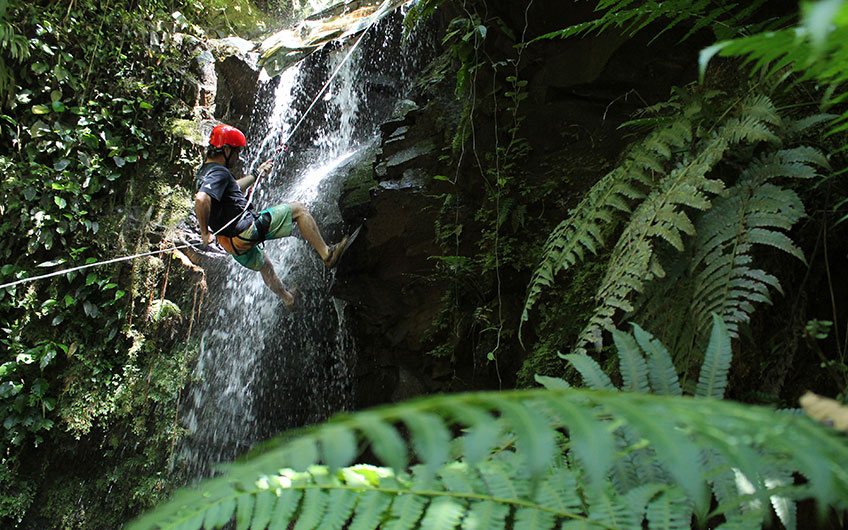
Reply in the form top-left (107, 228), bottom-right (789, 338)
top-left (3, 0), bottom-right (848, 528)
top-left (0, 0), bottom-right (322, 526)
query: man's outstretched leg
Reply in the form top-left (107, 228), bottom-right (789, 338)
top-left (259, 256), bottom-right (295, 308)
top-left (289, 201), bottom-right (349, 267)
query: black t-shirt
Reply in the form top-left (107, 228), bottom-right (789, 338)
top-left (196, 162), bottom-right (257, 237)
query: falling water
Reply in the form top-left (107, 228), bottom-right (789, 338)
top-left (178, 10), bottom-right (432, 477)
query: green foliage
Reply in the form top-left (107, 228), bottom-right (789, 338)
top-left (521, 89), bottom-right (706, 332)
top-left (0, 0), bottom-right (29, 102)
top-left (534, 0), bottom-right (783, 44)
top-left (130, 385), bottom-right (848, 529)
top-left (184, 0), bottom-right (274, 38)
top-left (0, 0), bottom-right (212, 526)
top-left (403, 0), bottom-right (446, 33)
top-left (559, 307), bottom-right (811, 529)
top-left (422, 1), bottom-right (555, 375)
top-left (633, 124), bottom-right (829, 366)
top-left (516, 260), bottom-right (607, 387)
top-left (565, 316), bottom-right (730, 398)
top-left (523, 87), bottom-right (829, 357)
top-left (700, 0), bottom-right (848, 136)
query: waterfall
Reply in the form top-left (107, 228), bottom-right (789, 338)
top-left (178, 10), bottom-right (432, 478)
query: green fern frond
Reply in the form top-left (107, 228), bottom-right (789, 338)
top-left (574, 95), bottom-right (784, 350)
top-left (533, 0), bottom-right (774, 44)
top-left (688, 182), bottom-right (805, 340)
top-left (292, 487), bottom-right (328, 530)
top-left (235, 493), bottom-right (254, 530)
top-left (521, 112), bottom-right (694, 331)
top-left (631, 324), bottom-right (682, 396)
top-left (702, 449), bottom-right (742, 520)
top-left (402, 0), bottom-right (445, 31)
top-left (763, 466), bottom-right (796, 530)
top-left (621, 483), bottom-right (664, 521)
top-left (613, 426), bottom-right (671, 492)
top-left (534, 374), bottom-right (571, 390)
top-left (131, 388), bottom-right (848, 530)
top-left (383, 484), bottom-right (426, 530)
top-left (684, 143), bottom-right (825, 343)
top-left (461, 500), bottom-right (509, 529)
top-left (612, 329), bottom-right (650, 393)
top-left (586, 486), bottom-right (640, 529)
top-left (785, 114), bottom-right (839, 136)
top-left (695, 315), bottom-right (732, 398)
top-left (646, 489), bottom-right (692, 530)
top-left (715, 512), bottom-right (766, 530)
top-left (562, 353), bottom-right (616, 390)
top-left (420, 496), bottom-right (466, 529)
top-left (699, 1), bottom-right (848, 137)
top-left (627, 141), bottom-right (824, 363)
top-left (349, 491), bottom-right (392, 530)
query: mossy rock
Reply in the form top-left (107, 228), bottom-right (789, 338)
top-left (168, 119), bottom-right (205, 146)
top-left (339, 148), bottom-right (378, 221)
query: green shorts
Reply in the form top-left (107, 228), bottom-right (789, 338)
top-left (230, 204), bottom-right (294, 271)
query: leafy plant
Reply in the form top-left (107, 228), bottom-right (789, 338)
top-left (0, 0), bottom-right (29, 102)
top-left (521, 88), bottom-right (706, 333)
top-left (129, 379), bottom-right (848, 529)
top-left (0, 0), bottom-right (215, 525)
top-left (699, 0), bottom-right (848, 136)
top-left (523, 88), bottom-right (829, 356)
top-left (558, 316), bottom-right (806, 528)
top-left (533, 0), bottom-right (784, 44)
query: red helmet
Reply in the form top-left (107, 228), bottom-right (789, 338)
top-left (209, 124), bottom-right (247, 148)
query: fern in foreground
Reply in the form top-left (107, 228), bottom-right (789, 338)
top-left (129, 385), bottom-right (848, 529)
top-left (559, 316), bottom-right (800, 529)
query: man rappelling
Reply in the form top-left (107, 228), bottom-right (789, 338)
top-left (195, 124), bottom-right (351, 308)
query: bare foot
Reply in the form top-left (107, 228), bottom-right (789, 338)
top-left (283, 287), bottom-right (298, 310)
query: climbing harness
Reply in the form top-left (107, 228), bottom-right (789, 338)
top-left (0, 0), bottom-right (390, 292)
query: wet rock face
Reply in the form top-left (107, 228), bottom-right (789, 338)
top-left (210, 37), bottom-right (264, 132)
top-left (334, 98), bottom-right (448, 407)
top-left (181, 36), bottom-right (270, 140)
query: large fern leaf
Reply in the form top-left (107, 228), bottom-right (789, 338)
top-left (640, 145), bottom-right (827, 362)
top-left (521, 114), bottom-right (693, 332)
top-left (631, 323), bottom-right (682, 396)
top-left (576, 97), bottom-right (781, 350)
top-left (700, 0), bottom-right (848, 136)
top-left (129, 389), bottom-right (848, 530)
top-left (688, 181), bottom-right (805, 340)
top-left (533, 0), bottom-right (776, 44)
top-left (695, 315), bottom-right (732, 398)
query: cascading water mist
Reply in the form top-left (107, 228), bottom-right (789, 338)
top-left (178, 9), bottom-right (433, 478)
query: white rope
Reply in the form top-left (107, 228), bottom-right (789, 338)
top-left (0, 2), bottom-right (389, 292)
top-left (222, 8), bottom-right (380, 234)
top-left (0, 244), bottom-right (198, 291)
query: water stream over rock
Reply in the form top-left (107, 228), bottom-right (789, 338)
top-left (178, 11), bottom-right (431, 478)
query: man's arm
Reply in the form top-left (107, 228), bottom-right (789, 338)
top-left (235, 159), bottom-right (273, 192)
top-left (195, 191), bottom-right (215, 246)
top-left (235, 174), bottom-right (255, 193)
